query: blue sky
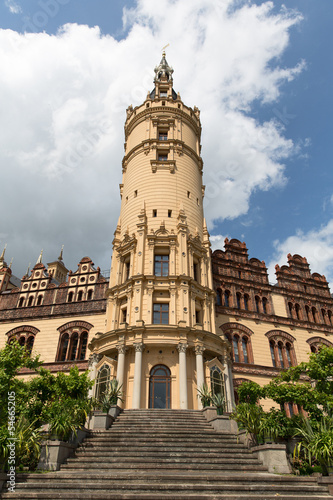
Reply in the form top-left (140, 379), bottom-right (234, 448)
top-left (0, 0), bottom-right (332, 286)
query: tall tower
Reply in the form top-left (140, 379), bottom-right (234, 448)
top-left (89, 53), bottom-right (233, 410)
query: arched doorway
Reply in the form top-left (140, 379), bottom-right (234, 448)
top-left (149, 365), bottom-right (171, 409)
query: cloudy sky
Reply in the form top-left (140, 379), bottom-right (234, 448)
top-left (0, 0), bottom-right (332, 287)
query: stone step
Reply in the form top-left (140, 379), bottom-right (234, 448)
top-left (68, 455), bottom-right (261, 464)
top-left (82, 443), bottom-right (248, 451)
top-left (77, 450), bottom-right (255, 458)
top-left (2, 492), bottom-right (332, 500)
top-left (61, 462), bottom-right (267, 471)
top-left (7, 482), bottom-right (331, 494)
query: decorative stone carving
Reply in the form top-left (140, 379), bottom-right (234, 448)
top-left (177, 343), bottom-right (188, 353)
top-left (88, 352), bottom-right (102, 367)
top-left (134, 342), bottom-right (145, 353)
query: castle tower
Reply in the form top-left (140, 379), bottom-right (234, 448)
top-left (89, 54), bottom-right (233, 410)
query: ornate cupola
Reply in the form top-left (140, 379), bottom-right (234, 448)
top-left (150, 51), bottom-right (177, 101)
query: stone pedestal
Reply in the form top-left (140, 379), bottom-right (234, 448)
top-left (251, 443), bottom-right (291, 474)
top-left (38, 440), bottom-right (76, 471)
top-left (91, 412), bottom-right (114, 430)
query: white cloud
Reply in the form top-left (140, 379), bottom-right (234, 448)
top-left (267, 220), bottom-right (333, 288)
top-left (5, 0), bottom-right (22, 14)
top-left (0, 0), bottom-right (304, 277)
top-left (210, 234), bottom-right (229, 252)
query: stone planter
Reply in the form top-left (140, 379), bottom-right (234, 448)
top-left (68, 427), bottom-right (90, 447)
top-left (108, 405), bottom-right (122, 419)
top-left (318, 476), bottom-right (333, 495)
top-left (91, 411), bottom-right (114, 430)
top-left (209, 415), bottom-right (238, 434)
top-left (251, 443), bottom-right (291, 474)
top-left (202, 406), bottom-right (217, 421)
top-left (37, 440), bottom-right (76, 471)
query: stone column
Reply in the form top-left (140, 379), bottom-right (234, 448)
top-left (116, 344), bottom-right (126, 390)
top-left (88, 352), bottom-right (102, 398)
top-left (223, 355), bottom-right (235, 413)
top-left (132, 343), bottom-right (145, 409)
top-left (178, 343), bottom-right (188, 409)
top-left (194, 345), bottom-right (205, 409)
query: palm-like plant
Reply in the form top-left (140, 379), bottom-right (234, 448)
top-left (294, 415), bottom-right (333, 475)
top-left (211, 393), bottom-right (226, 415)
top-left (197, 384), bottom-right (212, 408)
top-left (100, 379), bottom-right (124, 412)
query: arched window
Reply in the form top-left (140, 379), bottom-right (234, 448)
top-left (307, 336), bottom-right (333, 354)
top-left (59, 333), bottom-right (69, 361)
top-left (295, 304), bottom-right (301, 320)
top-left (242, 337), bottom-right (249, 363)
top-left (328, 310), bottom-right (332, 325)
top-left (270, 341), bottom-right (276, 367)
top-left (18, 297), bottom-right (25, 308)
top-left (236, 293), bottom-right (241, 310)
top-left (26, 336), bottom-right (35, 353)
top-left (56, 322), bottom-right (93, 362)
top-left (78, 332), bottom-right (88, 360)
top-left (288, 302), bottom-right (293, 317)
top-left (244, 294), bottom-right (249, 311)
top-left (312, 307), bottom-right (317, 323)
top-left (6, 326), bottom-right (39, 355)
top-left (149, 365), bottom-right (171, 409)
top-left (87, 289), bottom-right (93, 301)
top-left (255, 296), bottom-right (260, 313)
top-left (216, 288), bottom-right (222, 306)
top-left (210, 366), bottom-right (225, 399)
top-left (37, 295), bottom-right (43, 306)
top-left (233, 336), bottom-right (240, 362)
top-left (262, 297), bottom-right (268, 314)
top-left (69, 333), bottom-right (79, 361)
top-left (68, 291), bottom-right (73, 303)
top-left (223, 325), bottom-right (254, 364)
top-left (224, 290), bottom-right (230, 307)
top-left (266, 331), bottom-right (297, 369)
top-left (305, 305), bottom-right (310, 321)
top-left (78, 290), bottom-right (83, 302)
top-left (28, 296), bottom-right (34, 307)
top-left (95, 364), bottom-right (111, 400)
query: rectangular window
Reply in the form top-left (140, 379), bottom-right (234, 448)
top-left (154, 254), bottom-right (169, 276)
top-left (160, 91), bottom-right (168, 97)
top-left (152, 209), bottom-right (157, 217)
top-left (153, 303), bottom-right (169, 324)
top-left (121, 308), bottom-right (127, 323)
top-left (158, 153), bottom-right (168, 161)
top-left (159, 131), bottom-right (168, 141)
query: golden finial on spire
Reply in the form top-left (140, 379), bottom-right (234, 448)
top-left (58, 245), bottom-right (64, 261)
top-left (0, 243), bottom-right (7, 262)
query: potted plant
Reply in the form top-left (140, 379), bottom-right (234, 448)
top-left (211, 393), bottom-right (226, 416)
top-left (230, 402), bottom-right (264, 446)
top-left (197, 384), bottom-right (212, 408)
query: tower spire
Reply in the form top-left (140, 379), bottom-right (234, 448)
top-left (36, 249), bottom-right (43, 265)
top-left (0, 244), bottom-right (7, 263)
top-left (58, 245), bottom-right (64, 262)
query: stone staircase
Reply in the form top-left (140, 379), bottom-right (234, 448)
top-left (1, 409), bottom-right (333, 499)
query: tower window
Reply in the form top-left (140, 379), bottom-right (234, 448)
top-left (154, 254), bottom-right (169, 276)
top-left (153, 303), bottom-right (169, 324)
top-left (187, 191), bottom-right (191, 198)
top-left (134, 190), bottom-right (138, 197)
top-left (168, 210), bottom-right (172, 218)
top-left (158, 153), bottom-right (168, 161)
top-left (153, 209), bottom-right (157, 217)
top-left (159, 131), bottom-right (168, 141)
top-left (121, 308), bottom-right (127, 323)
top-left (160, 91), bottom-right (168, 98)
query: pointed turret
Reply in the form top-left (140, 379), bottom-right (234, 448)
top-left (154, 51), bottom-right (174, 84)
top-left (47, 246), bottom-right (68, 284)
top-left (150, 51), bottom-right (178, 101)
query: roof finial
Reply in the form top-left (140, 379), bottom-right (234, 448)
top-left (9, 258), bottom-right (13, 269)
top-left (26, 262), bottom-right (31, 276)
top-left (0, 244), bottom-right (7, 262)
top-left (58, 245), bottom-right (64, 261)
top-left (36, 249), bottom-right (43, 265)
